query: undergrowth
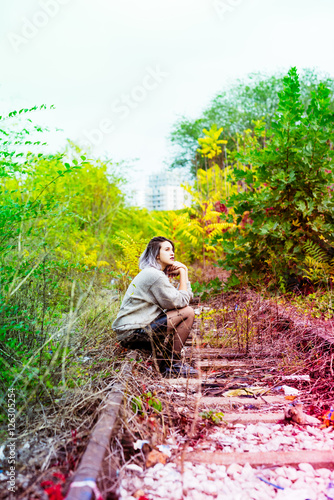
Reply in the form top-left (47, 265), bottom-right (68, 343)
top-left (0, 290), bottom-right (128, 499)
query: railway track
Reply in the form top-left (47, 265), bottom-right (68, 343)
top-left (66, 296), bottom-right (334, 500)
top-left (64, 301), bottom-right (334, 500)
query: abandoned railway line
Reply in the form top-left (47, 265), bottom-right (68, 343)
top-left (64, 298), bottom-right (334, 500)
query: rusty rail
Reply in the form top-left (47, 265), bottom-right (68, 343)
top-left (65, 354), bottom-right (136, 500)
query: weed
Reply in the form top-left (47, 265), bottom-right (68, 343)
top-left (192, 278), bottom-right (223, 300)
top-left (131, 391), bottom-right (162, 415)
top-left (199, 410), bottom-right (225, 424)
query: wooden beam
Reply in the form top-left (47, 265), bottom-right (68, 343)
top-left (181, 449), bottom-right (334, 468)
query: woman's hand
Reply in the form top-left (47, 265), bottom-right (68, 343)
top-left (166, 261), bottom-right (187, 276)
top-left (166, 261), bottom-right (189, 291)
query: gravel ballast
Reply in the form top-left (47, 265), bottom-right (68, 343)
top-left (118, 422), bottom-right (334, 500)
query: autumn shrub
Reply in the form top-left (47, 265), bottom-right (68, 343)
top-left (169, 68), bottom-right (334, 291)
top-left (216, 67), bottom-right (334, 288)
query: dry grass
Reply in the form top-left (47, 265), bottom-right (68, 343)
top-left (0, 290), bottom-right (130, 499)
top-left (193, 289), bottom-right (334, 406)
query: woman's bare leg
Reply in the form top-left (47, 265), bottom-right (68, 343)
top-left (166, 306), bottom-right (195, 354)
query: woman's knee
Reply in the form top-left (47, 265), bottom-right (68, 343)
top-left (184, 305), bottom-right (195, 321)
top-left (167, 306), bottom-right (194, 326)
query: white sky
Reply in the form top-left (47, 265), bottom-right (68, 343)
top-left (1, 0), bottom-right (334, 195)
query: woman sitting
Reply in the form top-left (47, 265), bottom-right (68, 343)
top-left (112, 236), bottom-right (198, 376)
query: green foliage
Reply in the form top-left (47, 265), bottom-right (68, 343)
top-left (3, 67), bottom-right (334, 416)
top-left (217, 67), bottom-right (334, 282)
top-left (0, 107), bottom-right (145, 409)
top-left (199, 410), bottom-right (225, 424)
top-left (170, 69), bottom-right (334, 175)
top-left (174, 67), bottom-right (334, 287)
top-left (0, 110), bottom-right (88, 403)
top-left (283, 289), bottom-right (334, 320)
top-left (192, 277), bottom-right (223, 300)
top-left (303, 240), bottom-right (329, 263)
top-left (131, 391), bottom-right (162, 414)
top-left (302, 240), bottom-right (334, 283)
top-left (223, 273), bottom-right (241, 291)
top-left (112, 230), bottom-right (152, 287)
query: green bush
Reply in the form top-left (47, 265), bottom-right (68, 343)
top-left (217, 67), bottom-right (334, 285)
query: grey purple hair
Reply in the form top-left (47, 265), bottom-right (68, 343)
top-left (139, 236), bottom-right (175, 272)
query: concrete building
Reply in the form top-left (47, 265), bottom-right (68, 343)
top-left (130, 187), bottom-right (146, 209)
top-left (145, 172), bottom-right (191, 211)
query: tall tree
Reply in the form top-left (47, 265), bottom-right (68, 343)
top-left (169, 69), bottom-right (334, 176)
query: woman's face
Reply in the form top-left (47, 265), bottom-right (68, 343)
top-left (157, 241), bottom-right (174, 270)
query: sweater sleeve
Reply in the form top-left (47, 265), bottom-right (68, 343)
top-left (177, 281), bottom-right (193, 297)
top-left (151, 275), bottom-right (193, 310)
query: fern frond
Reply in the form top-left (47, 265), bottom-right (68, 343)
top-left (303, 240), bottom-right (329, 263)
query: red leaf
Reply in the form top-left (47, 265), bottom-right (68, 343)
top-left (214, 201), bottom-right (228, 214)
top-left (53, 472), bottom-right (66, 482)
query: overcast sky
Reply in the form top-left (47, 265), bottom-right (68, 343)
top-left (2, 0), bottom-right (334, 195)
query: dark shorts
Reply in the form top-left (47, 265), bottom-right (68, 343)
top-left (119, 313), bottom-right (171, 354)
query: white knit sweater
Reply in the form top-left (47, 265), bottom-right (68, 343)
top-left (112, 267), bottom-right (193, 341)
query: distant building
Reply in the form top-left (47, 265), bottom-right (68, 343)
top-left (145, 172), bottom-right (191, 211)
top-left (130, 188), bottom-right (146, 209)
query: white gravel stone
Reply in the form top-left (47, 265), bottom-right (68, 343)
top-left (275, 476), bottom-right (292, 488)
top-left (274, 466), bottom-right (287, 477)
top-left (206, 422), bottom-right (334, 454)
top-left (256, 426), bottom-right (272, 438)
top-left (316, 468), bottom-right (331, 478)
top-left (298, 462), bottom-right (315, 474)
top-left (166, 462), bottom-right (177, 468)
top-left (291, 477), bottom-right (310, 490)
top-left (196, 473), bottom-right (210, 485)
top-left (125, 464), bottom-right (143, 473)
top-left (196, 464), bottom-right (208, 474)
top-left (266, 441), bottom-right (280, 451)
top-left (276, 488), bottom-right (316, 500)
top-left (227, 463), bottom-right (243, 475)
top-left (184, 476), bottom-right (200, 490)
top-left (119, 486), bottom-right (130, 498)
top-left (143, 476), bottom-right (156, 486)
top-left (158, 485), bottom-right (182, 498)
top-left (201, 481), bottom-right (219, 495)
top-left (241, 463), bottom-right (254, 478)
top-left (306, 425), bottom-right (321, 436)
top-left (119, 421), bottom-right (333, 499)
top-left (285, 467), bottom-right (298, 481)
top-left (215, 467), bottom-right (227, 479)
